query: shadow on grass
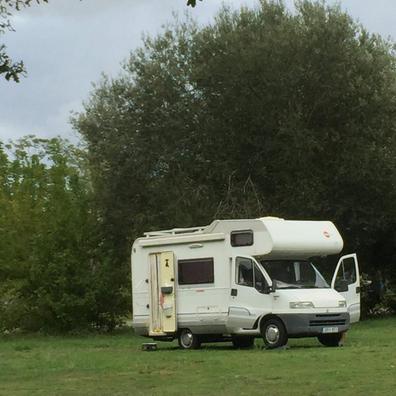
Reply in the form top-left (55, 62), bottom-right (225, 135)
top-left (142, 342), bottom-right (324, 352)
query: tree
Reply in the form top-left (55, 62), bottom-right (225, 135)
top-left (74, 0), bottom-right (396, 304)
top-left (0, 0), bottom-right (48, 82)
top-left (0, 136), bottom-right (128, 332)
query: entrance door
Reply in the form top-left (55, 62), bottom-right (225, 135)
top-left (148, 251), bottom-right (177, 336)
top-left (227, 256), bottom-right (273, 331)
top-left (331, 253), bottom-right (360, 323)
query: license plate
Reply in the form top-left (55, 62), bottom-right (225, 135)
top-left (322, 326), bottom-right (339, 333)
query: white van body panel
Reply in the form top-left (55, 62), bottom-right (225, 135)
top-left (260, 219), bottom-right (343, 258)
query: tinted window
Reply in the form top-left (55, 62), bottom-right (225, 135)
top-left (231, 230), bottom-right (253, 247)
top-left (254, 263), bottom-right (267, 293)
top-left (178, 258), bottom-right (214, 285)
top-left (237, 258), bottom-right (268, 292)
top-left (237, 257), bottom-right (254, 287)
top-left (260, 260), bottom-right (330, 289)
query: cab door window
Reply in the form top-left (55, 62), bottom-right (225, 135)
top-left (334, 257), bottom-right (357, 292)
top-left (237, 257), bottom-right (253, 287)
top-left (254, 263), bottom-right (267, 293)
top-left (236, 257), bottom-right (267, 292)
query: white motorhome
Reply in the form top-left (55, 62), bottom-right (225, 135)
top-left (131, 217), bottom-right (360, 349)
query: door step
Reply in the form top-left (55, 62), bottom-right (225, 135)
top-left (142, 343), bottom-right (158, 351)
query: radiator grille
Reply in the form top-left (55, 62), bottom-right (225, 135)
top-left (309, 314), bottom-right (346, 327)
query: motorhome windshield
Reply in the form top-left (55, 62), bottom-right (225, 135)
top-left (259, 260), bottom-right (330, 289)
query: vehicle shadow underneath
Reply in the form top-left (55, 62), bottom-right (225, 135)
top-left (142, 342), bottom-right (324, 352)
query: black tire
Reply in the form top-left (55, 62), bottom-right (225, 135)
top-left (317, 332), bottom-right (344, 347)
top-left (178, 328), bottom-right (201, 349)
top-left (261, 317), bottom-right (288, 349)
top-left (232, 336), bottom-right (255, 349)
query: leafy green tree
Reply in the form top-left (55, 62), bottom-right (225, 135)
top-left (0, 0), bottom-right (48, 81)
top-left (74, 0), bottom-right (396, 302)
top-left (0, 137), bottom-right (128, 332)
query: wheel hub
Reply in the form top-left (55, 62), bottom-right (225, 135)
top-left (181, 331), bottom-right (193, 347)
top-left (266, 324), bottom-right (280, 344)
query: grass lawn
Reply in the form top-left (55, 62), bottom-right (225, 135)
top-left (0, 317), bottom-right (395, 396)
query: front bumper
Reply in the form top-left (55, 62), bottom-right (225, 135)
top-left (278, 312), bottom-right (350, 337)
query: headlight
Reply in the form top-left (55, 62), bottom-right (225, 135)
top-left (338, 300), bottom-right (347, 308)
top-left (289, 301), bottom-right (314, 309)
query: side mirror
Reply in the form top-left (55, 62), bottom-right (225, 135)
top-left (263, 285), bottom-right (274, 294)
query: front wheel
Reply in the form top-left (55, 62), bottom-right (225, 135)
top-left (317, 332), bottom-right (344, 347)
top-left (261, 318), bottom-right (288, 349)
top-left (178, 328), bottom-right (201, 349)
top-left (232, 336), bottom-right (255, 348)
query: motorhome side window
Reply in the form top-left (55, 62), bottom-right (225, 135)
top-left (231, 230), bottom-right (253, 247)
top-left (178, 258), bottom-right (214, 285)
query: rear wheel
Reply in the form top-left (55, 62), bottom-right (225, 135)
top-left (232, 336), bottom-right (255, 348)
top-left (261, 317), bottom-right (288, 349)
top-left (317, 332), bottom-right (344, 347)
top-left (178, 328), bottom-right (201, 349)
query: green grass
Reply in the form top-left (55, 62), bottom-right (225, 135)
top-left (1, 317), bottom-right (395, 396)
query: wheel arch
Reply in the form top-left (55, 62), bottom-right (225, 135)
top-left (257, 314), bottom-right (287, 332)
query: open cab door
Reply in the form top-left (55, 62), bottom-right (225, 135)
top-left (331, 253), bottom-right (360, 323)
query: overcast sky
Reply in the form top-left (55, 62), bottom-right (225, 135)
top-left (1, 0), bottom-right (395, 143)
